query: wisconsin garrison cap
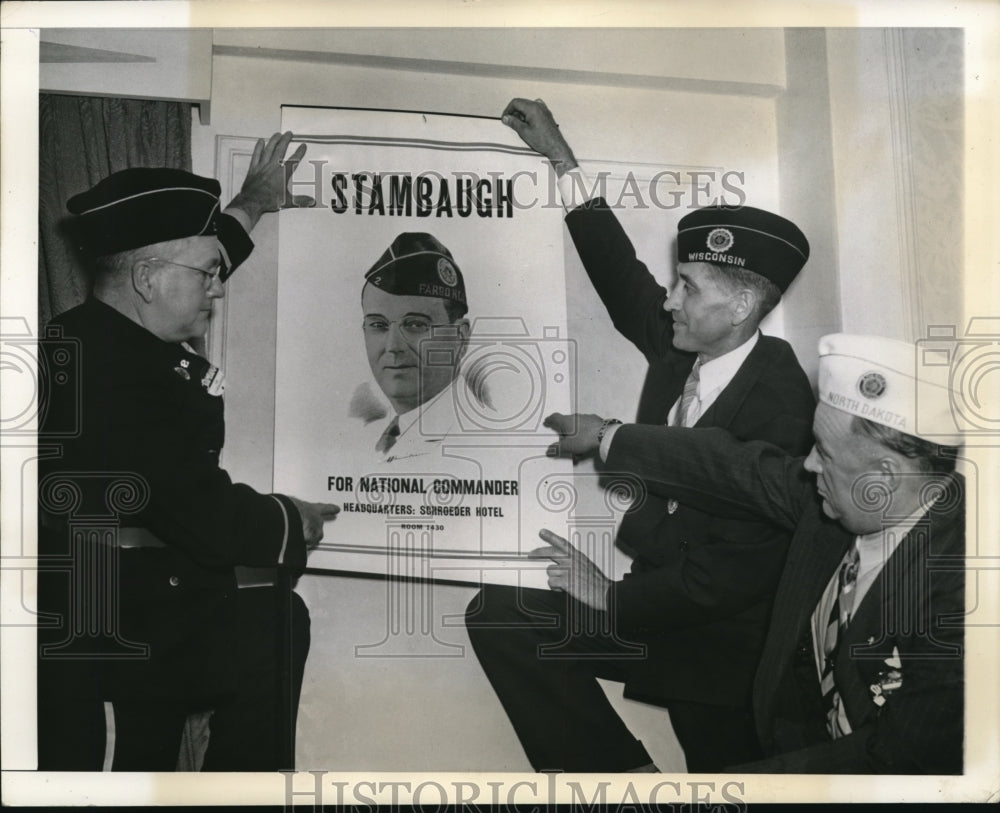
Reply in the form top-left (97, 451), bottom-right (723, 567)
top-left (364, 232), bottom-right (467, 309)
top-left (677, 205), bottom-right (809, 292)
top-left (67, 168), bottom-right (224, 258)
top-left (818, 333), bottom-right (962, 446)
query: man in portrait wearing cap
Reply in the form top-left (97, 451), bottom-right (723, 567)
top-left (37, 133), bottom-right (340, 771)
top-left (353, 231), bottom-right (475, 463)
top-left (543, 333), bottom-right (965, 773)
top-left (463, 99), bottom-right (815, 772)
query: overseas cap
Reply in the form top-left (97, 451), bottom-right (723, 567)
top-left (364, 232), bottom-right (467, 309)
top-left (67, 168), bottom-right (224, 257)
top-left (677, 205), bottom-right (809, 292)
top-left (817, 333), bottom-right (962, 447)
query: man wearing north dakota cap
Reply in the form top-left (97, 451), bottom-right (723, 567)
top-left (352, 231), bottom-right (476, 463)
top-left (543, 333), bottom-right (965, 773)
top-left (465, 99), bottom-right (815, 773)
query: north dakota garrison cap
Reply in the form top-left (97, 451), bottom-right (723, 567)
top-left (67, 168), bottom-right (225, 258)
top-left (677, 205), bottom-right (809, 292)
top-left (363, 232), bottom-right (467, 310)
top-left (817, 333), bottom-right (962, 446)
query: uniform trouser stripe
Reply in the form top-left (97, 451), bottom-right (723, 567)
top-left (102, 702), bottom-right (116, 771)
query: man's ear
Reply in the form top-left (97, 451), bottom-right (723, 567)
top-left (730, 288), bottom-right (755, 327)
top-left (876, 454), bottom-right (906, 493)
top-left (131, 258), bottom-right (156, 304)
top-left (455, 318), bottom-right (472, 361)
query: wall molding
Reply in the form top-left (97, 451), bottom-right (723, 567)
top-left (883, 29), bottom-right (920, 342)
top-left (208, 136), bottom-right (258, 379)
top-left (212, 44), bottom-right (784, 98)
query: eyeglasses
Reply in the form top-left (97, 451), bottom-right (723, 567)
top-left (146, 254), bottom-right (228, 290)
top-left (362, 316), bottom-right (455, 339)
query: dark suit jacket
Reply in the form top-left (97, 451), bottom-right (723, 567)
top-left (38, 220), bottom-right (306, 695)
top-left (565, 200), bottom-right (816, 708)
top-left (607, 425), bottom-right (965, 773)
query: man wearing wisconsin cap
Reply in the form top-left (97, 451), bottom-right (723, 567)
top-left (463, 99), bottom-right (815, 772)
top-left (544, 333), bottom-right (964, 773)
top-left (354, 232), bottom-right (473, 463)
top-left (37, 133), bottom-right (340, 771)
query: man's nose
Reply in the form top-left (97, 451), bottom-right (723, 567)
top-left (663, 282), bottom-right (682, 312)
top-left (803, 446), bottom-right (821, 474)
top-left (208, 275), bottom-right (225, 298)
top-left (384, 321), bottom-right (410, 352)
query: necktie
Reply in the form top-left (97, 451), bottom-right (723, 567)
top-left (666, 361), bottom-right (702, 515)
top-left (376, 416), bottom-right (400, 454)
top-left (821, 541), bottom-right (861, 737)
top-left (673, 360), bottom-right (701, 427)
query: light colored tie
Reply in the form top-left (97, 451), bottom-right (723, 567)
top-left (666, 360), bottom-right (701, 515)
top-left (376, 416), bottom-right (400, 454)
top-left (821, 541), bottom-right (861, 738)
top-left (673, 360), bottom-right (701, 427)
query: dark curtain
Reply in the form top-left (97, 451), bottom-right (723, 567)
top-left (38, 94), bottom-right (193, 325)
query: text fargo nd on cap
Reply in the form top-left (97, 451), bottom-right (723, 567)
top-left (364, 232), bottom-right (467, 308)
top-left (817, 333), bottom-right (963, 447)
top-left (677, 205), bottom-right (810, 293)
top-left (67, 168), bottom-right (226, 259)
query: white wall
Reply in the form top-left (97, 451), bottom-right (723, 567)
top-left (825, 28), bottom-right (963, 342)
top-left (776, 28), bottom-right (843, 386)
top-left (190, 31), bottom-right (786, 771)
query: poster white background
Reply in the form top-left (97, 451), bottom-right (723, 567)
top-left (274, 106), bottom-right (588, 586)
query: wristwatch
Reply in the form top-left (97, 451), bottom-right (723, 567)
top-left (596, 418), bottom-right (623, 445)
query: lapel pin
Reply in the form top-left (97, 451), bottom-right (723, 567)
top-left (667, 499), bottom-right (679, 515)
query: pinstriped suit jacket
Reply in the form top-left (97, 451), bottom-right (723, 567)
top-left (606, 425), bottom-right (965, 774)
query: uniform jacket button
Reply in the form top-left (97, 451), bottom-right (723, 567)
top-left (169, 576), bottom-right (180, 587)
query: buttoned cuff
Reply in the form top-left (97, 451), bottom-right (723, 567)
top-left (269, 493), bottom-right (306, 574)
top-left (216, 212), bottom-right (255, 280)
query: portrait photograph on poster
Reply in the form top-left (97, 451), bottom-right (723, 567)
top-left (1, 5), bottom-right (998, 807)
top-left (274, 106), bottom-right (583, 587)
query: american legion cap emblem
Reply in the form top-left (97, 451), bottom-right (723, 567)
top-left (706, 227), bottom-right (735, 253)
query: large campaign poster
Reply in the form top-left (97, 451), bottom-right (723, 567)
top-left (274, 106), bottom-right (597, 588)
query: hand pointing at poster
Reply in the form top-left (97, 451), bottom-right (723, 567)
top-left (529, 528), bottom-right (610, 611)
top-left (501, 98), bottom-right (578, 176)
top-left (288, 497), bottom-right (341, 549)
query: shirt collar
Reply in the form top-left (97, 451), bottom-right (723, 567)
top-left (853, 497), bottom-right (938, 570)
top-left (393, 379), bottom-right (458, 436)
top-left (697, 331), bottom-right (759, 398)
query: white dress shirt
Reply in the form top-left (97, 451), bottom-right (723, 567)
top-left (599, 332), bottom-right (760, 460)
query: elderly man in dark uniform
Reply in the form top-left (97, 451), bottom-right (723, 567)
top-left (543, 334), bottom-right (965, 773)
top-left (37, 133), bottom-right (339, 771)
top-left (464, 99), bottom-right (815, 772)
